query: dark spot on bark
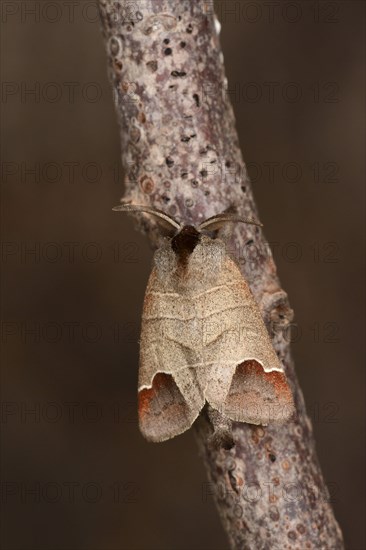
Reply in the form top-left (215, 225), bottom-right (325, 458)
top-left (204, 190), bottom-right (210, 196)
top-left (137, 112), bottom-right (146, 124)
top-left (234, 505), bottom-right (243, 519)
top-left (246, 239), bottom-right (254, 246)
top-left (181, 171), bottom-right (188, 179)
top-left (309, 491), bottom-right (317, 508)
top-left (181, 136), bottom-right (190, 143)
top-left (180, 41), bottom-right (186, 48)
top-left (163, 38), bottom-right (170, 44)
top-left (241, 185), bottom-right (246, 192)
top-left (225, 160), bottom-right (231, 167)
top-left (185, 198), bottom-right (193, 208)
top-left (270, 506), bottom-right (280, 521)
top-left (128, 168), bottom-right (138, 182)
top-left (186, 23), bottom-right (193, 33)
top-left (114, 59), bottom-right (123, 71)
top-left (146, 60), bottom-right (158, 72)
top-left (191, 180), bottom-right (199, 187)
top-left (166, 157), bottom-right (174, 167)
top-left (193, 93), bottom-right (200, 107)
top-left (200, 169), bottom-right (208, 178)
top-left (288, 531), bottom-right (297, 541)
top-left (171, 70), bottom-right (187, 77)
top-left (190, 134), bottom-right (196, 138)
top-left (162, 195), bottom-right (170, 204)
top-left (129, 126), bottom-right (140, 143)
top-left (269, 453), bottom-right (276, 462)
top-left (228, 470), bottom-right (239, 494)
top-left (297, 524), bottom-right (306, 534)
top-left (110, 38), bottom-right (120, 55)
top-left (164, 48), bottom-right (172, 56)
top-left (140, 176), bottom-right (154, 194)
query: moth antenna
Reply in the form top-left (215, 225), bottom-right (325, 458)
top-left (113, 203), bottom-right (182, 232)
top-left (199, 213), bottom-right (263, 232)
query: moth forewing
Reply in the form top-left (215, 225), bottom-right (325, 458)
top-left (138, 268), bottom-right (205, 442)
top-left (197, 256), bottom-right (293, 425)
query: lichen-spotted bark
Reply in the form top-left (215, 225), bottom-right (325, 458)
top-left (97, 1), bottom-right (344, 548)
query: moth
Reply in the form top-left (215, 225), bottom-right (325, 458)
top-left (114, 204), bottom-right (294, 443)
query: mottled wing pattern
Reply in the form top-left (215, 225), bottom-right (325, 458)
top-left (138, 258), bottom-right (293, 441)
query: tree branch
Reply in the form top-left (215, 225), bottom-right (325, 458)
top-left (97, 1), bottom-right (344, 547)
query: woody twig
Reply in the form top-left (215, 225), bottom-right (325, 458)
top-left (97, 1), bottom-right (344, 547)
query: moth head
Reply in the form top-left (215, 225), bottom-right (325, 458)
top-left (171, 225), bottom-right (201, 263)
top-left (113, 205), bottom-right (263, 283)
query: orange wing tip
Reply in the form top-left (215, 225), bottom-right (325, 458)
top-left (139, 362), bottom-right (294, 441)
top-left (138, 373), bottom-right (195, 442)
top-left (222, 360), bottom-right (294, 425)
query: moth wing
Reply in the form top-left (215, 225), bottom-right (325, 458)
top-left (204, 258), bottom-right (294, 425)
top-left (207, 359), bottom-right (294, 426)
top-left (137, 269), bottom-right (205, 442)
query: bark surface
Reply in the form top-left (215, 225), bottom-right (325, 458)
top-left (97, 1), bottom-right (344, 547)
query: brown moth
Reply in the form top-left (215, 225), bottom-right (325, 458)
top-left (114, 204), bottom-right (294, 442)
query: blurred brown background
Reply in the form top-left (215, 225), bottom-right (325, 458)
top-left (1, 1), bottom-right (365, 549)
